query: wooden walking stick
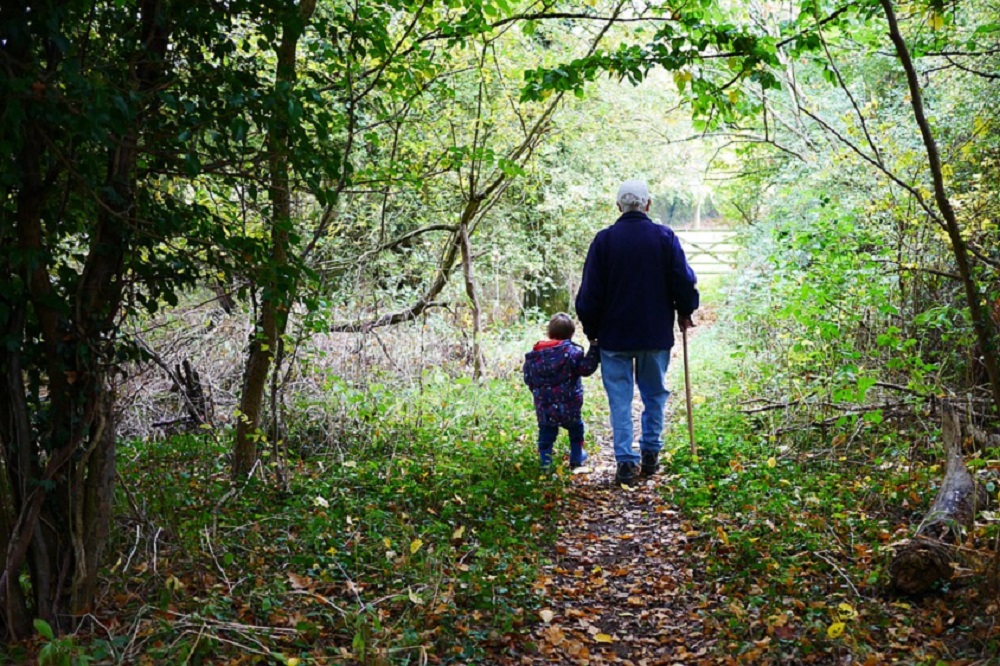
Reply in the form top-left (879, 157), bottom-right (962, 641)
top-left (682, 325), bottom-right (697, 457)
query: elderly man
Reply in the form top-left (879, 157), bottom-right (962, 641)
top-left (575, 180), bottom-right (699, 486)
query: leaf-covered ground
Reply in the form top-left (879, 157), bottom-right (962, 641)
top-left (494, 449), bottom-right (711, 664)
top-left (5, 320), bottom-right (1000, 664)
top-left (487, 324), bottom-right (1000, 666)
top-left (485, 432), bottom-right (1000, 665)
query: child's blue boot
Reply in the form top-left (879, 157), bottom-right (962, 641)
top-left (538, 446), bottom-right (554, 470)
top-left (569, 443), bottom-right (588, 469)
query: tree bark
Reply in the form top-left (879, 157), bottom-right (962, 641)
top-left (0, 0), bottom-right (168, 635)
top-left (889, 403), bottom-right (988, 595)
top-left (233, 0), bottom-right (316, 479)
top-left (459, 221), bottom-right (486, 379)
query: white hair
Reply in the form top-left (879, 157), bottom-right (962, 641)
top-left (617, 193), bottom-right (650, 211)
top-left (616, 180), bottom-right (651, 212)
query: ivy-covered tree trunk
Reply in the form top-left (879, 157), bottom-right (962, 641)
top-left (0, 137), bottom-right (124, 634)
top-left (0, 0), bottom-right (168, 636)
top-left (233, 0), bottom-right (316, 479)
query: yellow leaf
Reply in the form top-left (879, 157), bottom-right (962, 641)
top-left (410, 538), bottom-right (423, 554)
top-left (767, 457), bottom-right (777, 468)
top-left (716, 526), bottom-right (730, 545)
top-left (325, 546), bottom-right (337, 557)
top-left (728, 90), bottom-right (740, 104)
top-left (594, 633), bottom-right (614, 643)
top-left (383, 537), bottom-right (391, 548)
top-left (288, 659), bottom-right (301, 666)
top-left (692, 395), bottom-right (706, 405)
top-left (827, 621), bottom-right (846, 639)
top-left (929, 13), bottom-right (943, 30)
top-left (408, 588), bottom-right (423, 605)
top-left (165, 575), bottom-right (182, 591)
top-left (540, 609), bottom-right (554, 623)
top-left (838, 602), bottom-right (857, 619)
top-left (452, 525), bottom-right (465, 540)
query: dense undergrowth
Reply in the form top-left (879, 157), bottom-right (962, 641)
top-left (662, 319), bottom-right (1000, 663)
top-left (4, 365), bottom-right (585, 665)
top-left (7, 289), bottom-right (999, 664)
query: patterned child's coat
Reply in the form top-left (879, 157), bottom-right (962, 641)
top-left (523, 340), bottom-right (600, 426)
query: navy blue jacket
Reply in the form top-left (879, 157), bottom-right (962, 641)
top-left (575, 211), bottom-right (699, 351)
top-left (523, 340), bottom-right (600, 426)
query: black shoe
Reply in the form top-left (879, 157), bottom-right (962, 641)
top-left (640, 452), bottom-right (659, 477)
top-left (614, 462), bottom-right (639, 486)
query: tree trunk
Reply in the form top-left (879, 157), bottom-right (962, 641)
top-left (889, 403), bottom-right (988, 595)
top-left (0, 0), bottom-right (166, 635)
top-left (459, 222), bottom-right (486, 379)
top-left (880, 0), bottom-right (1000, 415)
top-left (232, 0), bottom-right (316, 479)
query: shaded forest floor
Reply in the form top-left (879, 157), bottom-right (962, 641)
top-left (6, 308), bottom-right (1000, 665)
top-left (493, 433), bottom-right (711, 664)
top-left (487, 317), bottom-right (1000, 666)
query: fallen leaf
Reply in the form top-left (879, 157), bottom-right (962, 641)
top-left (287, 572), bottom-right (312, 590)
top-left (827, 621), bottom-right (845, 639)
top-left (539, 609), bottom-right (554, 623)
top-left (594, 633), bottom-right (614, 643)
top-left (837, 602), bottom-right (857, 620)
top-left (410, 538), bottom-right (423, 554)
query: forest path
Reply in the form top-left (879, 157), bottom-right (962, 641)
top-left (496, 318), bottom-right (723, 665)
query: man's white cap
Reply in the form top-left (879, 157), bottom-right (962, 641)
top-left (616, 179), bottom-right (651, 207)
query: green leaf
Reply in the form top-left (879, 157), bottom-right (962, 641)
top-left (863, 410), bottom-right (883, 425)
top-left (34, 618), bottom-right (55, 640)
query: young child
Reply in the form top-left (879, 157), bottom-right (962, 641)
top-left (523, 313), bottom-right (600, 468)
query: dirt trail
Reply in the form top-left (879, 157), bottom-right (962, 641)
top-left (497, 324), bottom-right (722, 665)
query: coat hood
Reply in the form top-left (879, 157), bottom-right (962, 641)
top-left (524, 340), bottom-right (576, 384)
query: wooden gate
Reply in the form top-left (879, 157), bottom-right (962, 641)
top-left (673, 228), bottom-right (738, 275)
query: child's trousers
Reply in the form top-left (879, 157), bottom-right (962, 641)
top-left (537, 419), bottom-right (586, 467)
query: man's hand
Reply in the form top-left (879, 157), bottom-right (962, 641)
top-left (678, 316), bottom-right (695, 331)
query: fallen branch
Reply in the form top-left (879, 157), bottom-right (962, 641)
top-left (889, 402), bottom-right (989, 595)
top-left (772, 401), bottom-right (913, 436)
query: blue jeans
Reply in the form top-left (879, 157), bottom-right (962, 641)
top-left (600, 349), bottom-right (671, 464)
top-left (537, 420), bottom-right (586, 467)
